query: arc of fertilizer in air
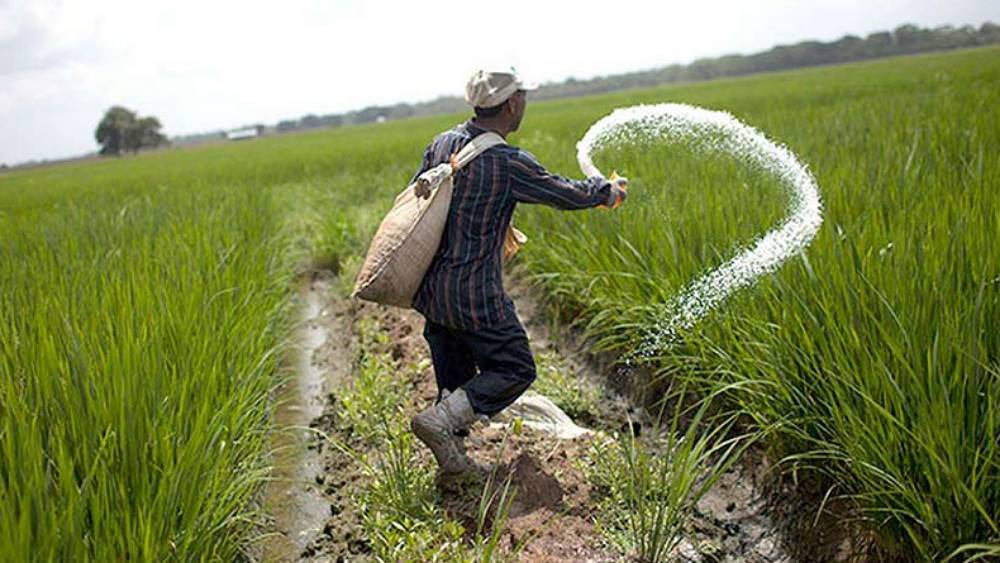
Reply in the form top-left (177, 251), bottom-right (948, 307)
top-left (576, 103), bottom-right (824, 360)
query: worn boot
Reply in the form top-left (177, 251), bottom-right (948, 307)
top-left (411, 387), bottom-right (479, 474)
top-left (437, 389), bottom-right (467, 455)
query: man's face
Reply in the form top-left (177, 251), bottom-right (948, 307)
top-left (507, 90), bottom-right (527, 132)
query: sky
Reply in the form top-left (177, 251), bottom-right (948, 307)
top-left (0, 0), bottom-right (996, 165)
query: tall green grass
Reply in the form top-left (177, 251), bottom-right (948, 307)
top-left (0, 46), bottom-right (996, 559)
top-left (0, 183), bottom-right (294, 559)
top-left (516, 47), bottom-right (1000, 559)
top-left (0, 123), bottom-right (432, 558)
top-left (587, 391), bottom-right (751, 561)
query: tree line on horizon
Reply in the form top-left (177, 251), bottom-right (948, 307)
top-left (173, 21), bottom-right (999, 145)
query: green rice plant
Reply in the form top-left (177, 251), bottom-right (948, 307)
top-left (0, 182), bottom-right (297, 560)
top-left (471, 470), bottom-right (518, 562)
top-left (326, 316), bottom-right (469, 562)
top-left (337, 317), bottom-right (411, 444)
top-left (357, 425), bottom-right (471, 563)
top-left (947, 543), bottom-right (1000, 562)
top-left (0, 123), bottom-right (417, 558)
top-left (586, 391), bottom-right (752, 562)
top-left (354, 421), bottom-right (522, 563)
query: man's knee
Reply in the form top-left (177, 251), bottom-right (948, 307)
top-left (424, 321), bottom-right (477, 395)
top-left (506, 330), bottom-right (536, 388)
top-left (514, 361), bottom-right (536, 387)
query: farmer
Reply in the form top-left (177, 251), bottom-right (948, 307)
top-left (410, 69), bottom-right (628, 475)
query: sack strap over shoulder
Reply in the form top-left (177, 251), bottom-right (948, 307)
top-left (412, 131), bottom-right (506, 200)
top-left (451, 132), bottom-right (505, 171)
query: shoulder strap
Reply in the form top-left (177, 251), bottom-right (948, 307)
top-left (451, 132), bottom-right (505, 171)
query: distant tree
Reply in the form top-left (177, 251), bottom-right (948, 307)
top-left (385, 103), bottom-right (415, 120)
top-left (95, 106), bottom-right (169, 156)
top-left (865, 31), bottom-right (894, 55)
top-left (832, 35), bottom-right (864, 61)
top-left (351, 106), bottom-right (387, 124)
top-left (894, 24), bottom-right (926, 48)
top-left (95, 106), bottom-right (137, 156)
top-left (300, 114), bottom-right (322, 128)
top-left (319, 114), bottom-right (344, 127)
top-left (136, 116), bottom-right (167, 150)
top-left (980, 22), bottom-right (1000, 44)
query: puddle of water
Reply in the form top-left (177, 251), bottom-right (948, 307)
top-left (259, 282), bottom-right (332, 560)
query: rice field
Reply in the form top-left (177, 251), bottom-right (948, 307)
top-left (1, 46), bottom-right (997, 560)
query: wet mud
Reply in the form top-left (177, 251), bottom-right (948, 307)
top-left (257, 274), bottom-right (354, 560)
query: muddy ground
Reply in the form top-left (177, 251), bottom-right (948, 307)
top-left (256, 271), bottom-right (869, 562)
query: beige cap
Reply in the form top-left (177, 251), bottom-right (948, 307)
top-left (465, 68), bottom-right (538, 108)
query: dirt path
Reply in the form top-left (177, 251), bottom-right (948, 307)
top-left (258, 272), bottom-right (804, 562)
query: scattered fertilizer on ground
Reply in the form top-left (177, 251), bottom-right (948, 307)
top-left (577, 103), bottom-right (824, 359)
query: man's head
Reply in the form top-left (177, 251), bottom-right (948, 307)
top-left (465, 69), bottom-right (536, 133)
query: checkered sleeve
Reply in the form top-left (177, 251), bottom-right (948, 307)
top-left (509, 149), bottom-right (611, 210)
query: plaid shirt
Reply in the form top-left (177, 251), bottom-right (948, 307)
top-left (411, 120), bottom-right (611, 330)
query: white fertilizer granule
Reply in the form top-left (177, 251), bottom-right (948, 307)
top-left (577, 103), bottom-right (823, 359)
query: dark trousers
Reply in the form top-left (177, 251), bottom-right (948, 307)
top-left (422, 318), bottom-right (537, 417)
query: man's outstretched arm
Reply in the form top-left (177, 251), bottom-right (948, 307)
top-left (509, 149), bottom-right (622, 210)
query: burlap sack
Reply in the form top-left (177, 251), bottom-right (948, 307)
top-left (353, 132), bottom-right (506, 308)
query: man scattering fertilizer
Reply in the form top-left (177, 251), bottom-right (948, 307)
top-left (410, 68), bottom-right (629, 475)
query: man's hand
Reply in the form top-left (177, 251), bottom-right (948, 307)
top-left (414, 177), bottom-right (432, 199)
top-left (603, 173), bottom-right (628, 209)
